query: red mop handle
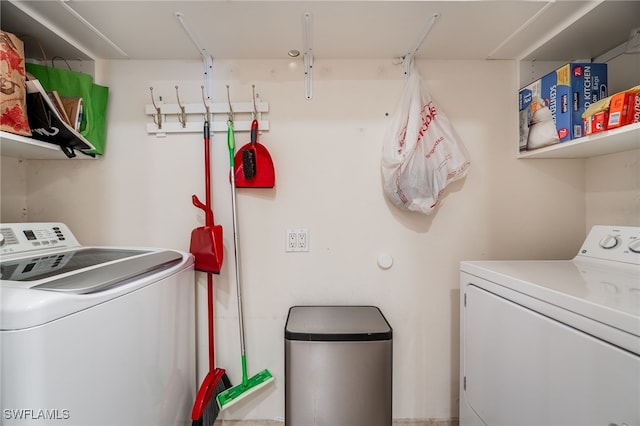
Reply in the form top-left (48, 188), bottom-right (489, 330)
top-left (207, 273), bottom-right (215, 371)
top-left (204, 120), bottom-right (212, 226)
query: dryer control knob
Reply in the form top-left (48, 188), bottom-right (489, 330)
top-left (599, 235), bottom-right (619, 249)
top-left (629, 239), bottom-right (640, 253)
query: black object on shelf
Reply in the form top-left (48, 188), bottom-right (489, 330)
top-left (25, 80), bottom-right (95, 158)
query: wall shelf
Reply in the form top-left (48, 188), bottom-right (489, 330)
top-left (518, 123), bottom-right (640, 159)
top-left (0, 131), bottom-right (96, 160)
top-left (515, 1), bottom-right (640, 161)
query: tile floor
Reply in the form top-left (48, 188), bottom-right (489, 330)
top-left (213, 420), bottom-right (459, 426)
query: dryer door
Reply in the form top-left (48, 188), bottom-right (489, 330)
top-left (462, 282), bottom-right (640, 426)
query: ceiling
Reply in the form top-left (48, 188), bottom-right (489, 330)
top-left (2, 0), bottom-right (640, 63)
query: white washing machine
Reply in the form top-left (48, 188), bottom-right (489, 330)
top-left (0, 222), bottom-right (196, 426)
top-left (460, 225), bottom-right (640, 426)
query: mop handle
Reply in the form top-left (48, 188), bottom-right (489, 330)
top-left (207, 273), bottom-right (215, 372)
top-left (227, 121), bottom-right (248, 376)
top-left (204, 120), bottom-right (212, 221)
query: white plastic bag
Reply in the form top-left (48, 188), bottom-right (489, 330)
top-left (526, 99), bottom-right (560, 150)
top-left (381, 64), bottom-right (470, 214)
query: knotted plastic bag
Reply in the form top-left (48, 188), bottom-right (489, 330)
top-left (381, 64), bottom-right (470, 214)
top-left (526, 99), bottom-right (559, 150)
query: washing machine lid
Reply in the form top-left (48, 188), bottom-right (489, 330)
top-left (1, 247), bottom-right (182, 293)
top-left (1, 247), bottom-right (153, 282)
top-left (1, 222), bottom-right (195, 330)
top-left (36, 249), bottom-right (182, 293)
top-left (1, 248), bottom-right (192, 330)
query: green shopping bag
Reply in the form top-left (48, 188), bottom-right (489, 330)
top-left (26, 62), bottom-right (109, 155)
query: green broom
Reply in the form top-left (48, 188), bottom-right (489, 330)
top-left (217, 108), bottom-right (274, 411)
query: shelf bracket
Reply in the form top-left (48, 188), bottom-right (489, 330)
top-left (175, 12), bottom-right (214, 105)
top-left (403, 12), bottom-right (440, 78)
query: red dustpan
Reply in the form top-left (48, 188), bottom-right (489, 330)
top-left (234, 118), bottom-right (275, 188)
top-left (190, 120), bottom-right (223, 274)
top-left (233, 86), bottom-right (275, 188)
top-left (190, 195), bottom-right (223, 274)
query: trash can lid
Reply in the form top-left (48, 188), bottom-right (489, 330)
top-left (285, 305), bottom-right (392, 341)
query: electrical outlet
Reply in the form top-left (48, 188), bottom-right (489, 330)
top-left (297, 229), bottom-right (308, 252)
top-left (286, 228), bottom-right (309, 252)
top-left (288, 231), bottom-right (297, 250)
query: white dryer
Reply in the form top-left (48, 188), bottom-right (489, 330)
top-left (460, 225), bottom-right (640, 426)
top-left (0, 223), bottom-right (196, 426)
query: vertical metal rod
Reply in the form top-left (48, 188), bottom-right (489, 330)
top-left (226, 87), bottom-right (246, 377)
top-left (303, 12), bottom-right (313, 100)
top-left (227, 115), bottom-right (247, 370)
top-left (230, 153), bottom-right (245, 359)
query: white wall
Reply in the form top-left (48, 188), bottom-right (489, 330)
top-left (18, 58), bottom-right (596, 420)
top-left (1, 157), bottom-right (27, 222)
top-left (583, 46), bottom-right (640, 230)
top-left (585, 149), bottom-right (640, 229)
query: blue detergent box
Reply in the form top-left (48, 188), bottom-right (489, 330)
top-left (540, 63), bottom-right (607, 141)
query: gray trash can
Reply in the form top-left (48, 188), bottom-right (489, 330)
top-left (285, 305), bottom-right (393, 426)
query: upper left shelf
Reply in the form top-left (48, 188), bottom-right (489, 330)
top-left (0, 132), bottom-right (96, 160)
top-left (1, 0), bottom-right (96, 160)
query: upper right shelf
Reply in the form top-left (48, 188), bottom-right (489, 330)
top-left (516, 1), bottom-right (640, 159)
top-left (518, 123), bottom-right (640, 159)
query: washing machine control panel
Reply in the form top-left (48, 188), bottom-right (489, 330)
top-left (578, 225), bottom-right (640, 265)
top-left (0, 223), bottom-right (80, 256)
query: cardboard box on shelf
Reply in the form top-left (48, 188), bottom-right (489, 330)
top-left (626, 88), bottom-right (640, 125)
top-left (540, 63), bottom-right (608, 142)
top-left (601, 85), bottom-right (640, 130)
top-left (582, 95), bottom-right (611, 136)
top-left (585, 111), bottom-right (609, 135)
top-left (607, 91), bottom-right (630, 130)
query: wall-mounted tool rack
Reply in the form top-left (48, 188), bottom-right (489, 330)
top-left (144, 100), bottom-right (269, 137)
top-left (142, 12), bottom-right (270, 137)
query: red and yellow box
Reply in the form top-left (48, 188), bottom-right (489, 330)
top-left (606, 91), bottom-right (630, 129)
top-left (625, 88), bottom-right (640, 125)
top-left (585, 111), bottom-right (609, 135)
top-left (583, 85), bottom-right (640, 134)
